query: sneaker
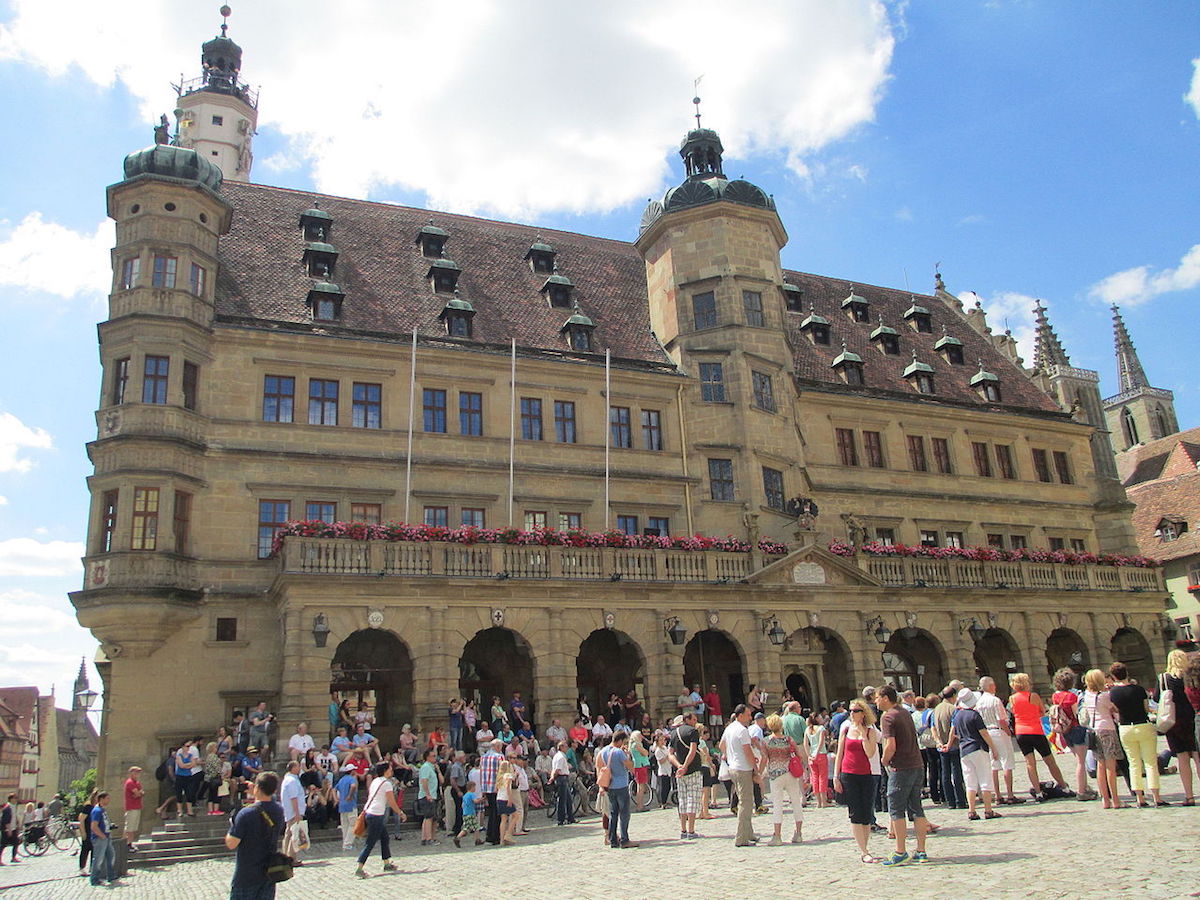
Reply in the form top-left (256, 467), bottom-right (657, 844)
top-left (354, 868), bottom-right (368, 879)
top-left (881, 851), bottom-right (911, 867)
top-left (767, 835), bottom-right (783, 846)
top-left (911, 851), bottom-right (931, 864)
top-left (382, 862), bottom-right (398, 872)
top-left (680, 831), bottom-right (688, 840)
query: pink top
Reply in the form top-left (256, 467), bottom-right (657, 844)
top-left (840, 737), bottom-right (872, 776)
top-left (1083, 690), bottom-right (1117, 732)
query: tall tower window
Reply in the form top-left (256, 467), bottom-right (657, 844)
top-left (699, 363), bottom-right (725, 402)
top-left (1121, 408), bottom-right (1139, 447)
top-left (131, 487), bottom-right (160, 551)
top-left (152, 255), bottom-right (177, 288)
top-left (182, 361), bottom-right (199, 411)
top-left (762, 467), bottom-right (784, 511)
top-left (743, 291), bottom-right (764, 327)
top-left (143, 356), bottom-right (169, 404)
top-left (708, 459), bottom-right (735, 500)
top-left (692, 292), bottom-right (717, 330)
top-left (1153, 404), bottom-right (1169, 439)
top-left (120, 257), bottom-right (140, 290)
top-left (173, 491), bottom-right (192, 554)
top-left (111, 357), bottom-right (130, 405)
top-left (751, 371), bottom-right (776, 412)
top-left (99, 489), bottom-right (119, 553)
top-left (189, 263), bottom-right (207, 297)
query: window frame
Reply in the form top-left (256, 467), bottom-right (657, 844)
top-left (1032, 448), bottom-right (1052, 483)
top-left (692, 291), bottom-right (718, 330)
top-left (971, 441), bottom-right (993, 478)
top-left (351, 503), bottom-right (382, 524)
top-left (151, 254), bottom-right (177, 289)
top-left (616, 514), bottom-right (639, 536)
top-left (742, 290), bottom-right (764, 327)
top-left (931, 437), bottom-right (952, 474)
top-left (182, 361), bottom-right (199, 411)
top-left (99, 489), bottom-right (119, 554)
top-left (423, 506), bottom-right (449, 528)
top-left (111, 357), bottom-right (130, 406)
top-left (609, 406), bottom-right (632, 449)
top-left (173, 490), bottom-right (192, 554)
top-left (641, 409), bottom-right (663, 451)
top-left (309, 378), bottom-right (339, 426)
top-left (995, 444), bottom-right (1017, 480)
top-left (907, 435), bottom-right (928, 473)
top-left (142, 355), bottom-right (169, 405)
top-left (762, 466), bottom-right (784, 511)
top-left (257, 500), bottom-right (291, 559)
top-left (459, 391), bottom-right (483, 436)
top-left (131, 486), bottom-right (160, 551)
top-left (423, 387), bottom-right (448, 434)
top-left (352, 382), bottom-right (382, 430)
top-left (188, 262), bottom-right (206, 297)
top-left (553, 400), bottom-right (576, 444)
top-left (120, 257), bottom-right (140, 291)
top-left (520, 396), bottom-right (544, 441)
top-left (751, 370), bottom-right (776, 413)
top-left (461, 508), bottom-right (486, 528)
top-left (305, 501), bottom-right (337, 524)
top-left (835, 428), bottom-right (859, 467)
top-left (863, 430), bottom-right (885, 468)
top-left (1052, 450), bottom-right (1073, 485)
top-left (262, 375), bottom-right (295, 423)
top-left (699, 362), bottom-right (726, 402)
top-left (647, 516), bottom-right (670, 536)
top-left (559, 512), bottom-right (582, 530)
top-left (523, 510), bottom-right (547, 530)
top-left (708, 458), bottom-right (735, 501)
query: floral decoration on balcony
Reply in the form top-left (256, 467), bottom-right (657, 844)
top-left (827, 539), bottom-right (1157, 568)
top-left (272, 521), bottom-right (790, 557)
top-left (1188, 584), bottom-right (1200, 594)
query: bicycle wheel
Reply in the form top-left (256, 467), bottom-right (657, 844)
top-left (23, 835), bottom-right (48, 857)
top-left (545, 790), bottom-right (557, 819)
top-left (50, 823), bottom-right (78, 852)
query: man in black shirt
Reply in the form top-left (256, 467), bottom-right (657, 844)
top-left (669, 712), bottom-right (704, 840)
top-left (226, 771), bottom-right (284, 900)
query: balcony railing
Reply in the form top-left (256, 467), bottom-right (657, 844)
top-left (278, 537), bottom-right (755, 583)
top-left (84, 552), bottom-right (199, 591)
top-left (863, 556), bottom-right (1163, 592)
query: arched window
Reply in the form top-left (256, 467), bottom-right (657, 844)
top-left (1121, 407), bottom-right (1139, 448)
top-left (1153, 404), bottom-right (1169, 439)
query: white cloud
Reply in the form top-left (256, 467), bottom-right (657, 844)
top-left (961, 289), bottom-right (1037, 365)
top-left (0, 495), bottom-right (7, 506)
top-left (0, 411), bottom-right (54, 473)
top-left (0, 538), bottom-right (83, 577)
top-left (0, 1), bottom-right (896, 218)
top-left (0, 588), bottom-right (98, 695)
top-left (1088, 243), bottom-right (1200, 307)
top-left (0, 213), bottom-right (113, 300)
top-left (1187, 58), bottom-right (1200, 118)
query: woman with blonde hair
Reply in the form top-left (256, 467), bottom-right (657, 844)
top-left (627, 729), bottom-right (650, 812)
top-left (697, 724), bottom-right (717, 818)
top-left (832, 699), bottom-right (881, 863)
top-left (1080, 668), bottom-right (1124, 808)
top-left (1160, 649), bottom-right (1197, 805)
top-left (495, 759), bottom-right (518, 845)
top-left (763, 713), bottom-right (804, 845)
top-left (1008, 672), bottom-right (1068, 800)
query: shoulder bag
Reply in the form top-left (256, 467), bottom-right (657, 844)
top-left (596, 746), bottom-right (612, 789)
top-left (1156, 674), bottom-right (1177, 735)
top-left (256, 806), bottom-right (293, 884)
top-left (787, 737), bottom-right (805, 778)
top-left (353, 778), bottom-right (387, 837)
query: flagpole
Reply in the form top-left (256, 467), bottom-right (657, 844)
top-left (508, 338), bottom-right (517, 527)
top-left (604, 347), bottom-right (611, 531)
top-left (403, 327), bottom-right (417, 523)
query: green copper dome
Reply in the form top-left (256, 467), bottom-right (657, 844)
top-left (123, 145), bottom-right (223, 192)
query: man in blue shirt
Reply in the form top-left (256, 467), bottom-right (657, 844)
top-left (335, 765), bottom-right (359, 851)
top-left (226, 771), bottom-right (284, 900)
top-left (88, 791), bottom-right (116, 886)
top-left (351, 724), bottom-right (380, 762)
top-left (602, 731), bottom-right (636, 849)
top-left (330, 726), bottom-right (352, 760)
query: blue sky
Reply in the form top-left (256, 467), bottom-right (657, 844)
top-left (0, 1), bottom-right (1197, 698)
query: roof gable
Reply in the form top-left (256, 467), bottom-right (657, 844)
top-left (743, 541), bottom-right (881, 586)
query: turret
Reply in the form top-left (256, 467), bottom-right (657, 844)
top-left (1103, 306), bottom-right (1178, 448)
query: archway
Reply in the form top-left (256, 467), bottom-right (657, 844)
top-left (972, 628), bottom-right (1022, 699)
top-left (684, 629), bottom-right (746, 717)
top-left (784, 672), bottom-right (813, 709)
top-left (883, 628), bottom-right (947, 696)
top-left (1111, 627), bottom-right (1155, 686)
top-left (782, 626), bottom-right (854, 709)
top-left (330, 629), bottom-right (414, 749)
top-left (1045, 628), bottom-right (1090, 679)
top-left (576, 629), bottom-right (645, 723)
top-left (459, 627), bottom-right (536, 726)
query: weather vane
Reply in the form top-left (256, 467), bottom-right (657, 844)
top-left (693, 75), bottom-right (704, 128)
top-left (220, 4), bottom-right (232, 37)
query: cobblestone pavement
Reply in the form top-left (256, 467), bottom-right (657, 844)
top-left (3, 767), bottom-right (1197, 900)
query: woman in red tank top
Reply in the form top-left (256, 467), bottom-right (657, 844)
top-left (1008, 673), bottom-right (1068, 800)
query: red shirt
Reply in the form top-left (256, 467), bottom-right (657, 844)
top-left (348, 756), bottom-right (369, 776)
top-left (703, 692), bottom-right (722, 716)
top-left (568, 726), bottom-right (588, 744)
top-left (124, 777), bottom-right (143, 810)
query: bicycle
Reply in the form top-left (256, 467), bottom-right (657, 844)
top-left (46, 816), bottom-right (80, 852)
top-left (542, 776), bottom-right (588, 820)
top-left (21, 822), bottom-right (51, 857)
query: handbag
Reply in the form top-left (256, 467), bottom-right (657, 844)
top-left (717, 759), bottom-right (730, 781)
top-left (1156, 675), bottom-right (1177, 735)
top-left (787, 738), bottom-right (805, 778)
top-left (414, 797), bottom-right (434, 818)
top-left (353, 778), bottom-right (386, 837)
top-left (257, 808), bottom-right (293, 884)
top-left (596, 747), bottom-right (612, 789)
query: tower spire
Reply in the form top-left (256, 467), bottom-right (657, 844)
top-left (1111, 304), bottom-right (1149, 392)
top-left (1031, 299), bottom-right (1071, 370)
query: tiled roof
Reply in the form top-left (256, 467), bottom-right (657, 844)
top-left (0, 687), bottom-right (37, 741)
top-left (215, 184), bottom-right (1060, 412)
top-left (1118, 426), bottom-right (1200, 486)
top-left (1121, 428), bottom-right (1200, 563)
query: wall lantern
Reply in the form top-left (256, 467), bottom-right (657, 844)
top-left (958, 616), bottom-right (986, 643)
top-left (312, 613), bottom-right (331, 648)
top-left (664, 616), bottom-right (687, 646)
top-left (762, 616), bottom-right (786, 646)
top-left (865, 616), bottom-right (891, 645)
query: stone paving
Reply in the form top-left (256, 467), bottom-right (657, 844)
top-left (2, 767), bottom-right (1197, 900)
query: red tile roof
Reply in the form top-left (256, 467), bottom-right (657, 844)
top-left (1121, 428), bottom-right (1200, 563)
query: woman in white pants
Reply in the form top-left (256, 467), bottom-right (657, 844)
top-left (762, 714), bottom-right (805, 845)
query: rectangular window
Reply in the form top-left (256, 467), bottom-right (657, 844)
top-left (173, 490), bottom-right (191, 554)
top-left (995, 444), bottom-right (1016, 480)
top-left (610, 406), bottom-right (631, 448)
top-left (709, 458), bottom-right (735, 500)
top-left (554, 400), bottom-right (576, 443)
top-left (142, 355), bottom-right (169, 404)
top-left (215, 617), bottom-right (238, 642)
top-left (352, 382), bottom-right (382, 429)
top-left (931, 437), bottom-right (952, 474)
top-left (751, 371), bottom-right (776, 412)
top-left (257, 500), bottom-right (290, 559)
top-left (875, 527), bottom-right (895, 546)
top-left (423, 506), bottom-right (448, 527)
top-left (520, 397), bottom-right (543, 441)
top-left (182, 361), bottom-right (198, 411)
top-left (459, 391), bottom-right (483, 436)
top-left (616, 515), bottom-right (639, 536)
top-left (111, 357), bottom-right (130, 405)
top-left (919, 530), bottom-right (939, 548)
top-left (699, 363), bottom-right (726, 402)
top-left (212, 115), bottom-right (224, 126)
top-left (461, 508), bottom-right (486, 528)
top-left (1049, 537), bottom-right (1065, 551)
top-left (309, 379), bottom-right (339, 426)
top-left (972, 441), bottom-right (992, 478)
top-left (120, 257), bottom-right (140, 290)
top-left (523, 510), bottom-right (547, 530)
top-left (263, 375), bottom-right (295, 423)
top-left (641, 409), bottom-right (662, 450)
top-left (1070, 538), bottom-right (1086, 553)
top-left (1053, 451), bottom-right (1073, 485)
top-left (762, 467), bottom-right (784, 511)
top-left (1010, 534), bottom-right (1027, 550)
top-left (99, 489), bottom-right (118, 553)
top-left (559, 512), bottom-right (582, 530)
top-left (647, 516), bottom-right (670, 536)
top-left (863, 431), bottom-right (885, 468)
top-left (188, 263), bottom-right (206, 297)
top-left (1032, 448), bottom-right (1052, 483)
top-left (306, 501), bottom-right (336, 524)
top-left (987, 533), bottom-right (1005, 548)
top-left (743, 290), bottom-right (764, 327)
top-left (151, 254), bottom-right (177, 288)
top-left (907, 435), bottom-right (928, 472)
top-left (351, 503), bottom-right (382, 524)
top-left (131, 487), bottom-right (159, 551)
top-left (835, 428), bottom-right (859, 467)
top-left (945, 531), bottom-right (964, 549)
top-left (692, 291), bottom-right (717, 329)
top-left (422, 388), bottom-right (447, 433)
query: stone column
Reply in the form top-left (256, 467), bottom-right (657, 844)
top-left (852, 610), bottom-right (882, 690)
top-left (534, 608), bottom-right (577, 729)
top-left (412, 607), bottom-right (457, 725)
top-left (650, 607), bottom-right (685, 723)
top-left (1088, 611), bottom-right (1111, 671)
top-left (945, 610), bottom-right (974, 686)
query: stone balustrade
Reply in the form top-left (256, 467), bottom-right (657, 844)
top-left (862, 555), bottom-right (1163, 592)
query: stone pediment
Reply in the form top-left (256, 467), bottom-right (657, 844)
top-left (743, 542), bottom-right (881, 587)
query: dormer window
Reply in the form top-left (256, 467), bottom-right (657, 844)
top-left (934, 330), bottom-right (964, 365)
top-left (904, 354), bottom-right (935, 394)
top-left (841, 286), bottom-right (870, 323)
top-left (870, 318), bottom-right (900, 355)
top-left (307, 281), bottom-right (345, 322)
top-left (302, 241), bottom-right (338, 278)
top-left (799, 305), bottom-right (832, 346)
top-left (561, 307), bottom-right (595, 352)
top-left (438, 291), bottom-right (475, 338)
top-left (540, 270), bottom-right (574, 309)
top-left (416, 223), bottom-right (449, 258)
top-left (782, 281), bottom-right (803, 312)
top-left (525, 240), bottom-right (556, 274)
top-left (904, 302), bottom-right (933, 333)
top-left (299, 204), bottom-right (333, 242)
top-left (428, 258), bottom-right (461, 293)
top-left (1156, 518), bottom-right (1188, 542)
top-left (970, 364), bottom-right (1001, 402)
top-left (832, 343), bottom-right (865, 386)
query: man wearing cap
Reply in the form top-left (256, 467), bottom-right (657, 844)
top-left (977, 677), bottom-right (1022, 805)
top-left (669, 711), bottom-right (704, 839)
top-left (123, 766), bottom-right (144, 852)
top-left (946, 688), bottom-right (1000, 821)
top-left (749, 712), bottom-right (768, 814)
top-left (335, 763), bottom-right (359, 850)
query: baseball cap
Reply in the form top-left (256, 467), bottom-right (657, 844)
top-left (670, 715), bottom-right (685, 726)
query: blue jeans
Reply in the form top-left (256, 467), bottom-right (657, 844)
top-left (555, 775), bottom-right (574, 824)
top-left (356, 814), bottom-right (390, 865)
top-left (450, 725), bottom-right (463, 751)
top-left (90, 835), bottom-right (115, 884)
top-left (939, 749), bottom-right (967, 808)
top-left (606, 785), bottom-right (630, 846)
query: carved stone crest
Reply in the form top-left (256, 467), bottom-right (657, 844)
top-left (367, 608), bottom-right (384, 629)
top-left (791, 562), bottom-right (826, 585)
top-left (808, 611), bottom-right (820, 628)
top-left (604, 611), bottom-right (616, 629)
top-left (492, 608), bottom-right (505, 627)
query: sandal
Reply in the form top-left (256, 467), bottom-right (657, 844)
top-left (967, 812), bottom-right (980, 821)
top-left (984, 810), bottom-right (1002, 819)
top-left (1182, 798), bottom-right (1195, 807)
top-left (861, 853), bottom-right (880, 864)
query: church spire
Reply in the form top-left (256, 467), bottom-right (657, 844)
top-left (1111, 304), bottom-right (1149, 392)
top-left (1031, 299), bottom-right (1071, 369)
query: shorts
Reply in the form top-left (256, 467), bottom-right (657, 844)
top-left (987, 728), bottom-right (1014, 771)
top-left (1065, 725), bottom-right (1089, 748)
top-left (702, 768), bottom-right (717, 788)
top-left (459, 814), bottom-right (478, 833)
top-left (496, 801), bottom-right (515, 815)
top-left (634, 767), bottom-right (649, 785)
top-left (961, 749), bottom-right (993, 794)
top-left (1093, 729), bottom-right (1122, 762)
top-left (677, 771), bottom-right (703, 815)
top-left (841, 772), bottom-right (875, 825)
top-left (1017, 733), bottom-right (1053, 758)
top-left (123, 809), bottom-right (141, 833)
top-left (708, 715), bottom-right (724, 729)
top-left (885, 767), bottom-right (924, 822)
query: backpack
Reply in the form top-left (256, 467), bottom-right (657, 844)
top-left (1048, 700), bottom-right (1071, 736)
top-left (154, 756), bottom-right (170, 781)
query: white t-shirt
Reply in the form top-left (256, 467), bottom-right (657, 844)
top-left (592, 722), bottom-right (613, 739)
top-left (288, 733), bottom-right (315, 755)
top-left (654, 744), bottom-right (672, 776)
top-left (723, 721), bottom-right (754, 771)
top-left (280, 773), bottom-right (305, 819)
top-left (551, 751), bottom-right (570, 776)
top-left (364, 778), bottom-right (393, 815)
top-left (515, 765), bottom-right (530, 791)
top-left (316, 751), bottom-right (338, 772)
top-left (467, 767), bottom-right (481, 795)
